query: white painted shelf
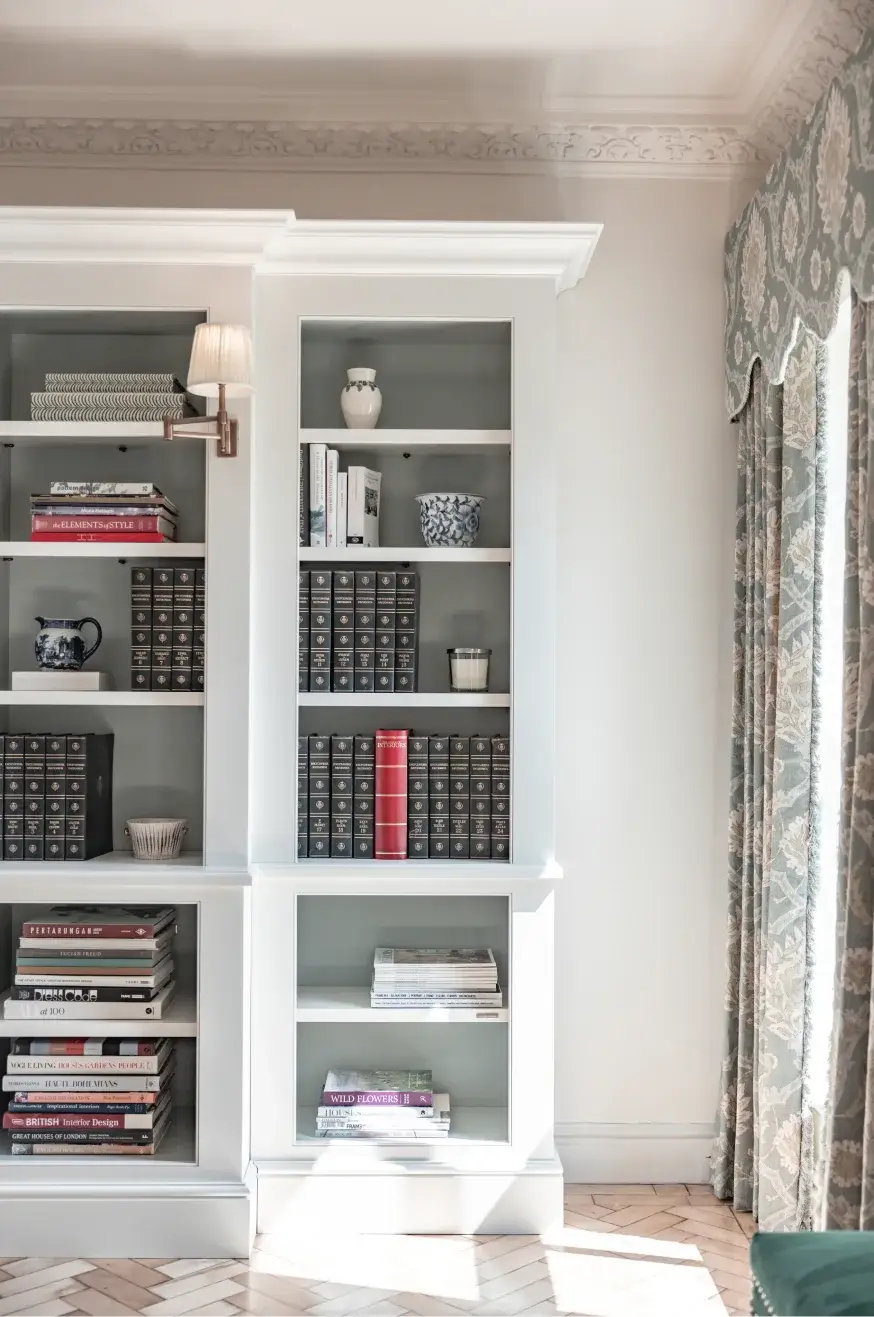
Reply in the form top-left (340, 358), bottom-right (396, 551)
top-left (296, 985), bottom-right (507, 1023)
top-left (299, 692), bottom-right (510, 708)
top-left (0, 1108), bottom-right (196, 1166)
top-left (0, 853), bottom-right (252, 889)
top-left (0, 989), bottom-right (197, 1037)
top-left (0, 422), bottom-right (167, 444)
top-left (1, 541), bottom-right (206, 559)
top-left (300, 429), bottom-right (510, 454)
top-left (0, 690), bottom-right (204, 707)
top-left (296, 1105), bottom-right (508, 1147)
top-left (299, 547), bottom-right (511, 563)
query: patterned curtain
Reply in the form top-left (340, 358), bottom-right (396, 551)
top-left (713, 330), bottom-right (826, 1230)
top-left (826, 292), bottom-right (874, 1230)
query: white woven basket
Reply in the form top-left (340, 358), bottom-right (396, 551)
top-left (125, 817), bottom-right (188, 861)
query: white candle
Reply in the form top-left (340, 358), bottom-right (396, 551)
top-left (448, 648), bottom-right (491, 692)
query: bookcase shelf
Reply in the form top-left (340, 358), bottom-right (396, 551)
top-left (0, 1107), bottom-right (197, 1168)
top-left (300, 429), bottom-right (510, 454)
top-left (296, 985), bottom-right (508, 1023)
top-left (299, 547), bottom-right (511, 563)
top-left (0, 987), bottom-right (197, 1037)
top-left (0, 690), bottom-right (204, 706)
top-left (0, 422), bottom-right (167, 444)
top-left (298, 692), bottom-right (510, 708)
top-left (0, 541), bottom-right (206, 559)
top-left (295, 1104), bottom-right (508, 1147)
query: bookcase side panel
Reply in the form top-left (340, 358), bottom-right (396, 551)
top-left (509, 884), bottom-right (556, 1161)
top-left (250, 880), bottom-right (297, 1160)
top-left (197, 887), bottom-right (251, 1179)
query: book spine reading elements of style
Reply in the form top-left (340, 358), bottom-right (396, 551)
top-left (354, 571), bottom-right (376, 693)
top-left (299, 570), bottom-right (310, 693)
top-left (375, 572), bottom-right (396, 694)
top-left (450, 736), bottom-right (470, 860)
top-left (330, 735), bottom-right (354, 859)
top-left (2, 733), bottom-right (114, 862)
top-left (470, 736), bottom-right (492, 860)
top-left (309, 571), bottom-right (331, 694)
top-left (309, 442), bottom-right (327, 547)
top-left (308, 734), bottom-right (330, 859)
top-left (298, 735), bottom-right (309, 859)
top-left (131, 565), bottom-right (205, 694)
top-left (375, 729), bottom-right (408, 860)
top-left (429, 735), bottom-right (450, 860)
top-left (353, 735), bottom-right (375, 859)
top-left (331, 572), bottom-right (355, 693)
top-left (407, 735), bottom-right (429, 859)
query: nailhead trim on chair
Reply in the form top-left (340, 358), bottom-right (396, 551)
top-left (753, 1276), bottom-right (775, 1314)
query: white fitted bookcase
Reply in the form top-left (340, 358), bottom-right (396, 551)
top-left (249, 222), bottom-right (600, 1235)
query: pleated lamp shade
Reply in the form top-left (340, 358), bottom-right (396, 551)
top-left (187, 323), bottom-right (254, 398)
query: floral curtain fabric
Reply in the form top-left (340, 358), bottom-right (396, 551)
top-left (712, 331), bottom-right (825, 1230)
top-left (725, 29), bottom-right (874, 418)
top-left (826, 292), bottom-right (874, 1230)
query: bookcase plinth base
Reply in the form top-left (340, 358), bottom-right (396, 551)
top-left (0, 1179), bottom-right (256, 1258)
top-left (256, 1156), bottom-right (564, 1236)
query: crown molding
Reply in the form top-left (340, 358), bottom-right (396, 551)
top-left (0, 117), bottom-right (764, 179)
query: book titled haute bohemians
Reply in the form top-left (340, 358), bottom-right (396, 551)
top-left (375, 729), bottom-right (408, 860)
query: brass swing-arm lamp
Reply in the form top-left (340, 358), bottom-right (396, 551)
top-left (164, 323), bottom-right (253, 459)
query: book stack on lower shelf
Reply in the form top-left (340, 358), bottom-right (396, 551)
top-left (316, 1068), bottom-right (450, 1140)
top-left (2, 1037), bottom-right (174, 1155)
top-left (3, 905), bottom-right (177, 1021)
top-left (370, 948), bottom-right (502, 1010)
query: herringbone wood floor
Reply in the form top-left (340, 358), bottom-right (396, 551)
top-left (0, 1185), bottom-right (753, 1316)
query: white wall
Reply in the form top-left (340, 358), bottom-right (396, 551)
top-left (0, 163), bottom-right (742, 1180)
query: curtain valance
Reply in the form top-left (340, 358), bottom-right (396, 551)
top-left (725, 29), bottom-right (874, 418)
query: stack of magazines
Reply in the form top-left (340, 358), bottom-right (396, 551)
top-left (370, 948), bottom-right (502, 1009)
top-left (30, 372), bottom-right (190, 423)
top-left (317, 1068), bottom-right (450, 1139)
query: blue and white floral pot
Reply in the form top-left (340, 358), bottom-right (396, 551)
top-left (341, 367), bottom-right (382, 429)
top-left (416, 493), bottom-right (485, 547)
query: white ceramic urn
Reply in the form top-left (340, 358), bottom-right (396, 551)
top-left (340, 367), bottom-right (382, 429)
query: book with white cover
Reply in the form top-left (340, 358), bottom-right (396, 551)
top-left (337, 472), bottom-right (348, 548)
top-left (15, 960), bottom-right (173, 989)
top-left (3, 981), bottom-right (175, 1021)
top-left (326, 448), bottom-right (339, 547)
top-left (309, 443), bottom-right (327, 546)
top-left (12, 671), bottom-right (111, 691)
top-left (346, 467), bottom-right (381, 547)
top-left (6, 1041), bottom-right (173, 1075)
top-left (317, 1094), bottom-right (451, 1133)
top-left (3, 1071), bottom-right (171, 1091)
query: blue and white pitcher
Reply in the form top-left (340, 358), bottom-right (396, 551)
top-left (34, 616), bottom-right (103, 670)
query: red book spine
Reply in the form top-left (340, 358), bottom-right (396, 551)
top-left (31, 516), bottom-right (172, 534)
top-left (3, 1112), bottom-right (132, 1131)
top-left (375, 729), bottom-right (408, 860)
top-left (30, 533), bottom-right (173, 543)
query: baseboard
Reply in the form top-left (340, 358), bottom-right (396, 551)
top-left (556, 1122), bottom-right (714, 1184)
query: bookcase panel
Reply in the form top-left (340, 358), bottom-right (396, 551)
top-left (300, 320), bottom-right (511, 432)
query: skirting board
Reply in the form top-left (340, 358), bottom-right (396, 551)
top-left (0, 1184), bottom-right (256, 1257)
top-left (256, 1159), bottom-right (564, 1235)
top-left (556, 1123), bottom-right (714, 1185)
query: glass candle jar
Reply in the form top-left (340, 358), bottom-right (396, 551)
top-left (447, 647), bottom-right (491, 692)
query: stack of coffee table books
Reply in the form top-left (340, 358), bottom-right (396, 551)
top-left (370, 948), bottom-right (502, 1010)
top-left (316, 1068), bottom-right (450, 1140)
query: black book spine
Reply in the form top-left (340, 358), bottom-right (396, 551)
top-left (449, 736), bottom-right (470, 860)
top-left (353, 735), bottom-right (375, 859)
top-left (407, 735), bottom-right (429, 858)
top-left (43, 735), bottom-right (65, 861)
top-left (23, 736), bottom-right (45, 861)
top-left (330, 735), bottom-right (354, 858)
top-left (395, 571), bottom-right (418, 693)
top-left (375, 571), bottom-right (396, 694)
top-left (331, 571), bottom-right (355, 693)
top-left (150, 567), bottom-right (174, 692)
top-left (170, 566), bottom-right (195, 692)
top-left (194, 567), bottom-right (206, 692)
top-left (491, 734), bottom-right (510, 861)
top-left (309, 571), bottom-right (332, 694)
top-left (75, 734), bottom-right (114, 860)
top-left (297, 735), bottom-right (308, 859)
top-left (130, 566), bottom-right (153, 691)
top-left (308, 733), bottom-right (330, 858)
top-left (428, 735), bottom-right (450, 859)
top-left (10, 986), bottom-right (159, 1003)
top-left (299, 570), bottom-right (310, 693)
top-left (3, 735), bottom-right (22, 861)
top-left (470, 735), bottom-right (492, 859)
top-left (354, 571), bottom-right (376, 692)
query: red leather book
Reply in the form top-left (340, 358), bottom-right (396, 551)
top-left (375, 729), bottom-right (408, 860)
top-left (32, 515), bottom-right (176, 537)
top-left (30, 533), bottom-right (174, 543)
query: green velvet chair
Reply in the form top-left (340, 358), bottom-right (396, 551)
top-left (751, 1232), bottom-right (874, 1315)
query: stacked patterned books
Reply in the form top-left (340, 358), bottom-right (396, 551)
top-left (30, 372), bottom-right (190, 422)
top-left (370, 948), bottom-right (502, 1009)
top-left (31, 482), bottom-right (178, 543)
top-left (2, 1036), bottom-right (174, 1155)
top-left (2, 906), bottom-right (177, 1022)
top-left (317, 1068), bottom-right (450, 1140)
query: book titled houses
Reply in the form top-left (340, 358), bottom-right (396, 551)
top-left (375, 729), bottom-right (408, 860)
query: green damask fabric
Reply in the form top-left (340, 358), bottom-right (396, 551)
top-left (725, 30), bottom-right (874, 418)
top-left (826, 293), bottom-right (874, 1231)
top-left (713, 332), bottom-right (825, 1230)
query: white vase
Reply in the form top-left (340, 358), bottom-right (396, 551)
top-left (341, 367), bottom-right (382, 429)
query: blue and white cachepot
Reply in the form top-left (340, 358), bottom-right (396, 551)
top-left (340, 367), bottom-right (382, 429)
top-left (34, 616), bottom-right (103, 670)
top-left (415, 493), bottom-right (485, 547)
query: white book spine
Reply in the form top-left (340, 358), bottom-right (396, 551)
top-left (3, 984), bottom-right (175, 1021)
top-left (14, 971), bottom-right (169, 988)
top-left (347, 467), bottom-right (381, 547)
top-left (326, 449), bottom-right (339, 547)
top-left (309, 443), bottom-right (327, 547)
top-left (3, 1074), bottom-right (166, 1091)
top-left (337, 472), bottom-right (348, 548)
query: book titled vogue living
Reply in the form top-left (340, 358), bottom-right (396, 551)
top-left (322, 1068), bottom-right (433, 1107)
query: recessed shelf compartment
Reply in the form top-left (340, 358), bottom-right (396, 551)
top-left (1, 542), bottom-right (207, 559)
top-left (0, 691), bottom-right (204, 706)
top-left (299, 693), bottom-right (509, 708)
top-left (297, 985), bottom-right (508, 1023)
top-left (300, 429), bottom-right (510, 455)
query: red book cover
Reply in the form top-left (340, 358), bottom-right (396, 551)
top-left (31, 515), bottom-right (175, 537)
top-left (375, 729), bottom-right (408, 860)
top-left (3, 1111), bottom-right (154, 1131)
top-left (30, 533), bottom-right (174, 543)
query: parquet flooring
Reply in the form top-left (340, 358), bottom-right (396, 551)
top-left (0, 1185), bottom-right (753, 1315)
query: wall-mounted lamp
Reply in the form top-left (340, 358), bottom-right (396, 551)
top-left (163, 323), bottom-right (253, 458)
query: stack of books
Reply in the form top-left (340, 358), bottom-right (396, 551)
top-left (0, 733), bottom-right (114, 863)
top-left (30, 372), bottom-right (189, 423)
top-left (300, 570), bottom-right (418, 694)
top-left (317, 1068), bottom-right (450, 1140)
top-left (305, 447), bottom-right (381, 548)
top-left (370, 948), bottom-right (502, 1009)
top-left (130, 565), bottom-right (205, 693)
top-left (2, 906), bottom-right (177, 1021)
top-left (2, 1036), bottom-right (174, 1155)
top-left (31, 482), bottom-right (178, 544)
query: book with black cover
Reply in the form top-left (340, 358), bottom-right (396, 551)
top-left (308, 733), bottom-right (330, 858)
top-left (298, 734), bottom-right (309, 859)
top-left (353, 735), bottom-right (375, 859)
top-left (299, 570), bottom-right (310, 693)
top-left (330, 735), bottom-right (354, 858)
top-left (407, 735), bottom-right (429, 858)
